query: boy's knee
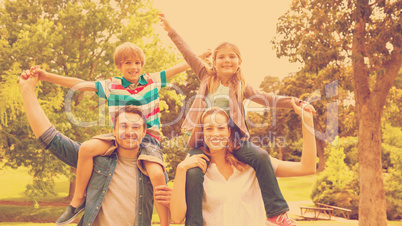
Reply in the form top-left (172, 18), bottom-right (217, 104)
top-left (78, 141), bottom-right (97, 158)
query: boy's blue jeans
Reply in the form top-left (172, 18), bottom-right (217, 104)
top-left (184, 141), bottom-right (289, 226)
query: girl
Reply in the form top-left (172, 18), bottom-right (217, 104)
top-left (159, 14), bottom-right (316, 226)
top-left (170, 103), bottom-right (316, 225)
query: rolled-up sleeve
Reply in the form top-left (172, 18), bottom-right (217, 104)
top-left (38, 126), bottom-right (80, 168)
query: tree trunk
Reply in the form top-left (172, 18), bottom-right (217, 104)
top-left (357, 103), bottom-right (387, 225)
top-left (352, 2), bottom-right (387, 224)
top-left (313, 117), bottom-right (326, 171)
top-left (316, 137), bottom-right (326, 171)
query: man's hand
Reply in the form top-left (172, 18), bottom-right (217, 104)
top-left (20, 69), bottom-right (39, 91)
top-left (154, 185), bottom-right (173, 207)
top-left (159, 13), bottom-right (172, 33)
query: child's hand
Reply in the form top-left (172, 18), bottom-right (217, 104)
top-left (21, 65), bottom-right (47, 81)
top-left (158, 13), bottom-right (172, 33)
top-left (291, 98), bottom-right (314, 118)
top-left (199, 49), bottom-right (212, 59)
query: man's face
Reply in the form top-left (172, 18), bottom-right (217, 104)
top-left (113, 112), bottom-right (146, 150)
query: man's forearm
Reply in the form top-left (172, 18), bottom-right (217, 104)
top-left (20, 86), bottom-right (52, 138)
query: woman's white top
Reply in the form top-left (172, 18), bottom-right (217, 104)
top-left (202, 157), bottom-right (280, 226)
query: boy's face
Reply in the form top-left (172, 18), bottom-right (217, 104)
top-left (117, 56), bottom-right (143, 84)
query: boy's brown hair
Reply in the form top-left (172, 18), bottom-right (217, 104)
top-left (114, 42), bottom-right (146, 67)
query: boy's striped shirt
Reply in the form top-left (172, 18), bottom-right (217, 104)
top-left (95, 71), bottom-right (166, 142)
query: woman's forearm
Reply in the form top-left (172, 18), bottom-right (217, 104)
top-left (300, 114), bottom-right (317, 174)
top-left (170, 166), bottom-right (188, 223)
top-left (274, 113), bottom-right (316, 177)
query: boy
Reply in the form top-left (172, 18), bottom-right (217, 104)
top-left (27, 42), bottom-right (211, 225)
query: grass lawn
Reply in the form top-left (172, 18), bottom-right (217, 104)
top-left (0, 166), bottom-right (70, 202)
top-left (1, 166), bottom-right (401, 225)
top-left (277, 174), bottom-right (317, 201)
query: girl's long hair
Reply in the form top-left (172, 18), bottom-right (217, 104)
top-left (204, 42), bottom-right (246, 102)
top-left (188, 107), bottom-right (245, 171)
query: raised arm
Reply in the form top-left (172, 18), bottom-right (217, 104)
top-left (159, 14), bottom-right (210, 81)
top-left (170, 154), bottom-right (209, 223)
top-left (25, 66), bottom-right (97, 91)
top-left (20, 70), bottom-right (80, 168)
top-left (19, 71), bottom-right (52, 138)
top-left (165, 61), bottom-right (191, 80)
top-left (273, 98), bottom-right (317, 177)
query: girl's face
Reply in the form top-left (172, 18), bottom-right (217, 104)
top-left (117, 56), bottom-right (143, 84)
top-left (202, 113), bottom-right (231, 152)
top-left (213, 46), bottom-right (242, 78)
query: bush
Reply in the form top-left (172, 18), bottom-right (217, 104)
top-left (312, 132), bottom-right (402, 220)
top-left (311, 144), bottom-right (359, 219)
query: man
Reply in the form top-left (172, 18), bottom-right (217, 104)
top-left (19, 73), bottom-right (172, 226)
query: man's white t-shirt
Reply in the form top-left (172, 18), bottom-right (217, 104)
top-left (93, 155), bottom-right (138, 226)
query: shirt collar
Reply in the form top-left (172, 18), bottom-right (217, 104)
top-left (121, 74), bottom-right (148, 88)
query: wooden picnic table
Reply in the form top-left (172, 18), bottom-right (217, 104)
top-left (300, 206), bottom-right (333, 220)
top-left (316, 203), bottom-right (352, 219)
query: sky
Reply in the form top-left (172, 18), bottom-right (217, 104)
top-left (152, 0), bottom-right (302, 89)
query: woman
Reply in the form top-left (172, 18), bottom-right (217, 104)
top-left (170, 99), bottom-right (316, 226)
top-left (159, 13), bottom-right (316, 225)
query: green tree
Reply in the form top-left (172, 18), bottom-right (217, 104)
top-left (0, 0), bottom-right (183, 203)
top-left (272, 0), bottom-right (402, 223)
top-left (160, 69), bottom-right (201, 179)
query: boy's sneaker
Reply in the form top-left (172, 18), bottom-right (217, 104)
top-left (56, 200), bottom-right (86, 225)
top-left (266, 212), bottom-right (297, 226)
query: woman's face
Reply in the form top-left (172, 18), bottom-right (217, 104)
top-left (202, 113), bottom-right (231, 152)
top-left (213, 46), bottom-right (242, 79)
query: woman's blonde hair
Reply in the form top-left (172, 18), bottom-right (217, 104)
top-left (114, 42), bottom-right (146, 67)
top-left (204, 42), bottom-right (246, 101)
top-left (188, 107), bottom-right (245, 171)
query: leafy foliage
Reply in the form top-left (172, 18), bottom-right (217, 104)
top-left (311, 125), bottom-right (402, 220)
top-left (0, 0), bottom-right (186, 203)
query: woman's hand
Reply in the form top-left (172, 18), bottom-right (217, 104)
top-left (291, 98), bottom-right (313, 119)
top-left (295, 98), bottom-right (316, 115)
top-left (159, 13), bottom-right (172, 33)
top-left (177, 154), bottom-right (210, 173)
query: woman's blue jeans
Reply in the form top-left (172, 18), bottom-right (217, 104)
top-left (184, 142), bottom-right (289, 226)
